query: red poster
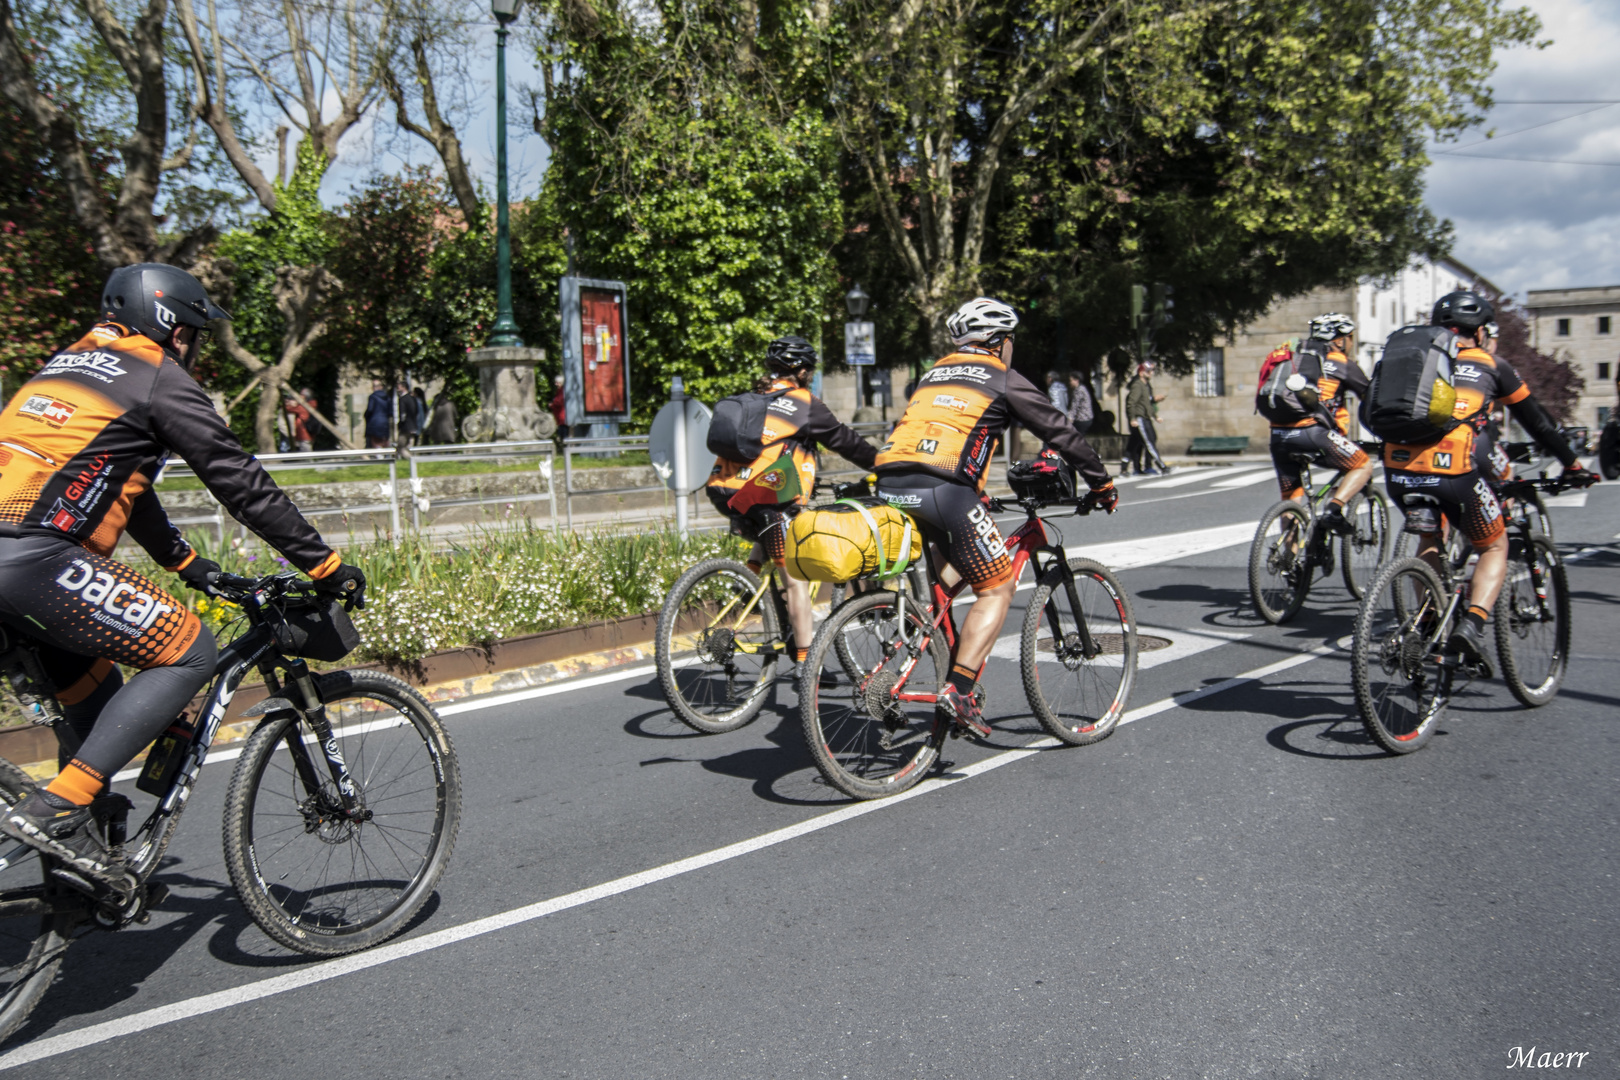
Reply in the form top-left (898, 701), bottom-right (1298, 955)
top-left (581, 288), bottom-right (627, 415)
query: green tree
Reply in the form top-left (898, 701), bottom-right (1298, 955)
top-left (535, 0), bottom-right (842, 417)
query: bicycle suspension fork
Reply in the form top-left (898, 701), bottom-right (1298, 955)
top-left (283, 659), bottom-right (363, 817)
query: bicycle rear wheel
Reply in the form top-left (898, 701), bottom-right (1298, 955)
top-left (223, 671), bottom-right (461, 956)
top-left (0, 759), bottom-right (80, 1045)
top-left (656, 559), bottom-right (783, 734)
top-left (1020, 558), bottom-right (1137, 745)
top-left (1340, 490), bottom-right (1390, 600)
top-left (1496, 532), bottom-right (1570, 707)
top-left (1249, 501), bottom-right (1311, 624)
top-left (801, 590), bottom-right (948, 800)
top-left (1352, 557), bottom-right (1452, 754)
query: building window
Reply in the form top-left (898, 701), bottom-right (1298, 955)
top-left (1557, 318), bottom-right (1571, 336)
top-left (1193, 348), bottom-right (1225, 397)
top-left (1599, 406), bottom-right (1612, 426)
top-left (1600, 362), bottom-right (1612, 381)
top-left (1601, 316), bottom-right (1613, 335)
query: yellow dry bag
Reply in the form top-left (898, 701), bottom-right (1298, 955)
top-left (783, 498), bottom-right (917, 584)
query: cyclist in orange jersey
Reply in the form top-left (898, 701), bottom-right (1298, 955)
top-left (0, 264), bottom-right (365, 894)
top-left (873, 297), bottom-right (1116, 738)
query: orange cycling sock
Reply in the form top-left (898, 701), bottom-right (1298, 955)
top-left (795, 647), bottom-right (809, 664)
top-left (947, 662), bottom-right (977, 696)
top-left (1463, 604), bottom-right (1491, 630)
top-left (46, 760), bottom-right (105, 806)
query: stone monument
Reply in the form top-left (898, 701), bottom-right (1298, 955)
top-left (462, 346), bottom-right (556, 442)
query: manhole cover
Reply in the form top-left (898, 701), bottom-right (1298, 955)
top-left (1037, 633), bottom-right (1172, 655)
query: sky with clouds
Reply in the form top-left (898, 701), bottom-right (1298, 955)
top-left (1424, 0), bottom-right (1620, 296)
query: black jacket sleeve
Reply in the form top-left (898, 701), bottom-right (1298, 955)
top-left (149, 362), bottom-right (337, 573)
top-left (1005, 369), bottom-right (1112, 489)
top-left (1338, 358), bottom-right (1371, 399)
top-left (124, 488), bottom-right (193, 569)
top-left (1508, 396), bottom-right (1578, 467)
top-left (803, 398), bottom-right (878, 470)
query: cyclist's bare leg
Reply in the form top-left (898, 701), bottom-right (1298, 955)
top-left (1468, 532), bottom-right (1509, 611)
top-left (781, 571), bottom-right (813, 656)
top-left (953, 576), bottom-right (1017, 674)
top-left (1330, 460), bottom-right (1373, 507)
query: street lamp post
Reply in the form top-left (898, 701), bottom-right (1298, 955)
top-left (463, 0), bottom-right (551, 447)
top-left (488, 0), bottom-right (524, 348)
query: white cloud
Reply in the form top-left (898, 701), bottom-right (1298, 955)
top-left (1424, 0), bottom-right (1620, 294)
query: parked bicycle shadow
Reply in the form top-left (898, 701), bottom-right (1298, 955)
top-left (10, 859), bottom-right (245, 1042)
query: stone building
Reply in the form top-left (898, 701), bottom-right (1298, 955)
top-left (1147, 256), bottom-right (1496, 453)
top-left (1524, 285), bottom-right (1620, 429)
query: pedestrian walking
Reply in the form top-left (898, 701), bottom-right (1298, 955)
top-left (364, 378), bottom-right (392, 449)
top-left (396, 380), bottom-right (421, 448)
top-left (1045, 370), bottom-right (1070, 416)
top-left (1125, 361), bottom-right (1169, 475)
top-left (428, 390), bottom-right (459, 444)
top-left (1067, 370), bottom-right (1094, 438)
top-left (284, 388), bottom-right (314, 452)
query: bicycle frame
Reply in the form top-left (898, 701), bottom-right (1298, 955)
top-left (888, 504), bottom-right (1084, 705)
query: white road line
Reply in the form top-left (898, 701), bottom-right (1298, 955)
top-left (987, 623), bottom-right (1248, 669)
top-left (1541, 491), bottom-right (1588, 508)
top-left (1139, 467), bottom-right (1261, 490)
top-left (1071, 520), bottom-right (1257, 570)
top-left (0, 636), bottom-right (1347, 1072)
top-left (1212, 469), bottom-right (1282, 489)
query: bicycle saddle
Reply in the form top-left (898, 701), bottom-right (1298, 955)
top-left (1401, 493), bottom-right (1441, 535)
top-left (1287, 452), bottom-right (1318, 465)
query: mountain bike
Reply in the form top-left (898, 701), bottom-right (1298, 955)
top-left (655, 480), bottom-right (927, 734)
top-left (0, 572), bottom-right (461, 1044)
top-left (797, 486), bottom-right (1137, 800)
top-left (1350, 474), bottom-right (1580, 754)
top-left (1248, 446), bottom-right (1390, 623)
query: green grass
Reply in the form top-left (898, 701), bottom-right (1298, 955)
top-left (154, 451), bottom-right (653, 491)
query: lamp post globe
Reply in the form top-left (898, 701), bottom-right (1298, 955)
top-left (491, 0), bottom-right (523, 23)
top-left (845, 283), bottom-right (870, 319)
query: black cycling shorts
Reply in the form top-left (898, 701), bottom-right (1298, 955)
top-left (706, 489), bottom-right (796, 568)
top-left (872, 473), bottom-right (1014, 592)
top-left (1269, 424), bottom-right (1370, 499)
top-left (1385, 469), bottom-right (1506, 549)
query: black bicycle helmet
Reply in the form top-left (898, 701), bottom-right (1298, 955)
top-left (101, 263), bottom-right (230, 349)
top-left (766, 335), bottom-right (818, 373)
top-left (1431, 291), bottom-right (1495, 333)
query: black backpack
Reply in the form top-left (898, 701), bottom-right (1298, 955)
top-left (1255, 339), bottom-right (1324, 424)
top-left (707, 389), bottom-right (788, 463)
top-left (1361, 326), bottom-right (1462, 445)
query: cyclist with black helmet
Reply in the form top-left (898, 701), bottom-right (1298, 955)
top-left (873, 297), bottom-right (1116, 738)
top-left (705, 336), bottom-right (877, 672)
top-left (0, 263), bottom-right (366, 895)
top-left (1268, 313), bottom-right (1374, 535)
top-left (1384, 290), bottom-right (1597, 673)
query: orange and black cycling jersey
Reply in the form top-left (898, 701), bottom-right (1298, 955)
top-left (0, 323), bottom-right (338, 575)
top-left (1383, 347), bottom-right (1530, 476)
top-left (1273, 343), bottom-right (1370, 432)
top-left (874, 349), bottom-right (1109, 491)
top-left (706, 379), bottom-right (877, 508)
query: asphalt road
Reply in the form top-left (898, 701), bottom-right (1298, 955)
top-left (3, 463), bottom-right (1616, 1079)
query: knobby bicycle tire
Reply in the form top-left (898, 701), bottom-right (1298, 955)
top-left (656, 559), bottom-right (783, 734)
top-left (800, 589), bottom-right (948, 800)
top-left (1352, 557), bottom-right (1451, 754)
top-left (1340, 490), bottom-right (1390, 601)
top-left (1020, 558), bottom-right (1137, 746)
top-left (222, 671), bottom-right (461, 956)
top-left (1249, 501), bottom-right (1312, 624)
top-left (0, 759), bottom-right (79, 1045)
top-left (1496, 532), bottom-right (1570, 708)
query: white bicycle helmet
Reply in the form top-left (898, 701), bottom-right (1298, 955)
top-left (1308, 313), bottom-right (1355, 341)
top-left (946, 297), bottom-right (1019, 347)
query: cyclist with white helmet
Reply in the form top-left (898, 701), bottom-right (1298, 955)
top-left (873, 297), bottom-right (1116, 738)
top-left (1267, 312), bottom-right (1373, 535)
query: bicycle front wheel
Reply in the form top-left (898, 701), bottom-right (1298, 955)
top-left (1352, 557), bottom-right (1451, 754)
top-left (1340, 490), bottom-right (1390, 600)
top-left (223, 671), bottom-right (461, 956)
top-left (1020, 558), bottom-right (1137, 745)
top-left (801, 590), bottom-right (948, 800)
top-left (1249, 501), bottom-right (1311, 624)
top-left (1496, 532), bottom-right (1570, 707)
top-left (656, 559), bottom-right (783, 734)
top-left (0, 759), bottom-right (80, 1045)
